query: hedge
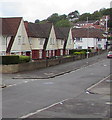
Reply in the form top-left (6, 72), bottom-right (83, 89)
top-left (0, 55), bottom-right (19, 65)
top-left (0, 55), bottom-right (31, 65)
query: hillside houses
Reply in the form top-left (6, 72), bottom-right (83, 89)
top-left (0, 17), bottom-right (107, 60)
top-left (73, 15), bottom-right (109, 31)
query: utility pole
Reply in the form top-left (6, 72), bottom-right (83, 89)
top-left (105, 16), bottom-right (108, 51)
top-left (106, 16), bottom-right (108, 33)
top-left (87, 17), bottom-right (89, 58)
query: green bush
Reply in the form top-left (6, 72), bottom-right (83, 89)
top-left (70, 49), bottom-right (91, 55)
top-left (74, 51), bottom-right (86, 55)
top-left (74, 52), bottom-right (81, 55)
top-left (0, 55), bottom-right (19, 65)
top-left (19, 56), bottom-right (30, 63)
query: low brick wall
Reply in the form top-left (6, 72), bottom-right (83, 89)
top-left (47, 59), bottom-right (60, 67)
top-left (1, 60), bottom-right (46, 73)
top-left (0, 51), bottom-right (106, 73)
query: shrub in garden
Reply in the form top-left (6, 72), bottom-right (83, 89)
top-left (70, 49), bottom-right (91, 55)
top-left (19, 56), bottom-right (30, 63)
top-left (73, 51), bottom-right (86, 55)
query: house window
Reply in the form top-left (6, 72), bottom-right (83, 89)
top-left (50, 38), bottom-right (52, 45)
top-left (98, 44), bottom-right (101, 49)
top-left (78, 46), bottom-right (82, 49)
top-left (2, 39), bottom-right (6, 45)
top-left (18, 36), bottom-right (21, 45)
top-left (61, 40), bottom-right (63, 45)
top-left (76, 38), bottom-right (82, 42)
top-left (52, 39), bottom-right (55, 45)
top-left (39, 39), bottom-right (43, 45)
top-left (98, 38), bottom-right (101, 41)
top-left (22, 37), bottom-right (25, 45)
top-left (69, 39), bottom-right (73, 44)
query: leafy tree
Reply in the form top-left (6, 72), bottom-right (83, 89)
top-left (55, 19), bottom-right (71, 27)
top-left (91, 11), bottom-right (102, 20)
top-left (47, 13), bottom-right (60, 24)
top-left (68, 10), bottom-right (80, 19)
top-left (59, 14), bottom-right (67, 20)
top-left (35, 19), bottom-right (40, 23)
top-left (78, 13), bottom-right (92, 21)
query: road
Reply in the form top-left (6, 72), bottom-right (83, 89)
top-left (1, 53), bottom-right (111, 119)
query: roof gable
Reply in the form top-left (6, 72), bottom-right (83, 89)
top-left (1, 17), bottom-right (22, 36)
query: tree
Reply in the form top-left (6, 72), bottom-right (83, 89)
top-left (68, 10), bottom-right (80, 20)
top-left (91, 11), bottom-right (102, 20)
top-left (35, 19), bottom-right (40, 23)
top-left (55, 19), bottom-right (71, 27)
top-left (47, 13), bottom-right (60, 24)
top-left (78, 13), bottom-right (92, 21)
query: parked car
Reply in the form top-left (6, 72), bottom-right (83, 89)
top-left (107, 51), bottom-right (112, 58)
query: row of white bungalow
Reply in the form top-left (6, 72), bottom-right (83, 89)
top-left (0, 17), bottom-right (107, 60)
top-left (0, 17), bottom-right (73, 59)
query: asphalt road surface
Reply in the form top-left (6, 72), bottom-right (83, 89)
top-left (1, 54), bottom-right (111, 119)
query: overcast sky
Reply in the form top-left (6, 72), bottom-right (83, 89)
top-left (0, 0), bottom-right (111, 22)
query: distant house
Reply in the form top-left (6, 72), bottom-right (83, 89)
top-left (72, 28), bottom-right (107, 50)
top-left (0, 17), bottom-right (31, 56)
top-left (25, 22), bottom-right (58, 60)
top-left (73, 20), bottom-right (99, 28)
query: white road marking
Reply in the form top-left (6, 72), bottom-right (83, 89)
top-left (20, 98), bottom-right (72, 119)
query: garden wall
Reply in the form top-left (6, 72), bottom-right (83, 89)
top-left (0, 51), bottom-right (105, 73)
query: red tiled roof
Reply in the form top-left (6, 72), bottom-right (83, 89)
top-left (72, 28), bottom-right (105, 39)
top-left (81, 24), bottom-right (101, 29)
top-left (1, 17), bottom-right (22, 36)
